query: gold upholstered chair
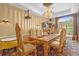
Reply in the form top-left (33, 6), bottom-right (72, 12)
top-left (49, 27), bottom-right (66, 55)
top-left (15, 23), bottom-right (37, 56)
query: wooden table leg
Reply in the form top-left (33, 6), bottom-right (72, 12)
top-left (34, 40), bottom-right (37, 56)
top-left (43, 42), bottom-right (49, 56)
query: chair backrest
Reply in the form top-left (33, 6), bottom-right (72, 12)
top-left (51, 25), bottom-right (55, 33)
top-left (59, 27), bottom-right (66, 48)
top-left (15, 23), bottom-right (24, 52)
top-left (29, 29), bottom-right (37, 36)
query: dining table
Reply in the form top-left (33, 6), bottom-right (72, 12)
top-left (29, 34), bottom-right (60, 56)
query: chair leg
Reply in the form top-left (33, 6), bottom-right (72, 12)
top-left (34, 43), bottom-right (37, 56)
top-left (58, 48), bottom-right (64, 56)
top-left (34, 49), bottom-right (37, 56)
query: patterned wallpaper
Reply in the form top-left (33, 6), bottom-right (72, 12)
top-left (0, 3), bottom-right (47, 37)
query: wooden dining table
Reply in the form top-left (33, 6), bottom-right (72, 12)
top-left (29, 34), bottom-right (60, 56)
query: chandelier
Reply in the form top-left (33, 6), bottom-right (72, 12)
top-left (43, 3), bottom-right (53, 18)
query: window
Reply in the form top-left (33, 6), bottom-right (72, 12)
top-left (58, 16), bottom-right (73, 36)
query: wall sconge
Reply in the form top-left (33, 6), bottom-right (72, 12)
top-left (2, 20), bottom-right (9, 23)
top-left (0, 19), bottom-right (9, 23)
top-left (0, 19), bottom-right (10, 26)
top-left (0, 17), bottom-right (9, 25)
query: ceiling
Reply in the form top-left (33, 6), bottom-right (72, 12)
top-left (10, 3), bottom-right (79, 18)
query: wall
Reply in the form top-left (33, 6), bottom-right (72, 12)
top-left (0, 3), bottom-right (47, 37)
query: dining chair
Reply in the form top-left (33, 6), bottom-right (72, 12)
top-left (49, 27), bottom-right (66, 55)
top-left (15, 23), bottom-right (37, 56)
top-left (50, 25), bottom-right (56, 34)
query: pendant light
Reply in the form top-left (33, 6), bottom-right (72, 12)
top-left (24, 10), bottom-right (31, 36)
top-left (24, 10), bottom-right (31, 19)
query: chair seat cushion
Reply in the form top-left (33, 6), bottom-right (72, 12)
top-left (23, 44), bottom-right (35, 53)
top-left (50, 41), bottom-right (60, 48)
